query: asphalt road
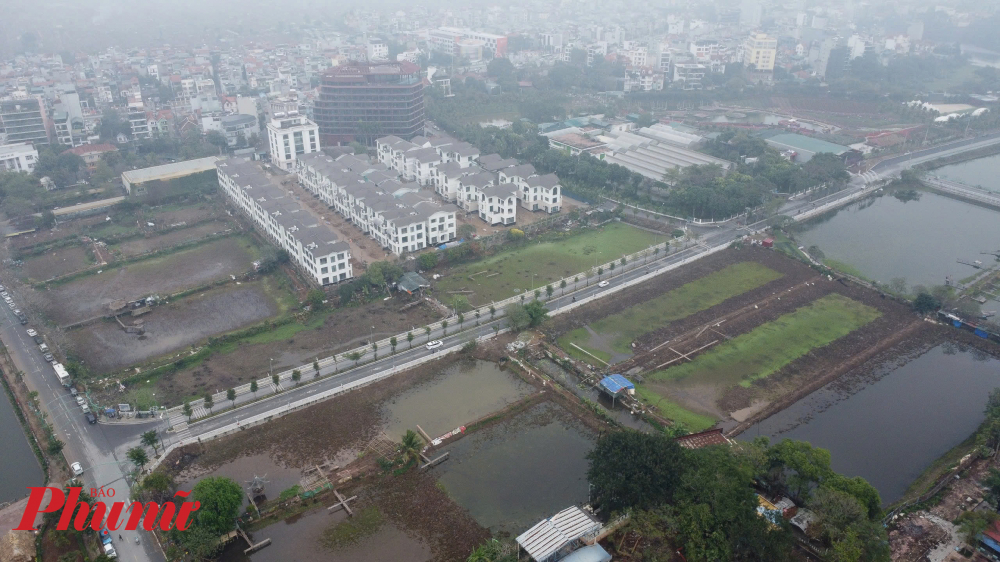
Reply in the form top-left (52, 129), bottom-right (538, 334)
top-left (4, 132), bottom-right (992, 561)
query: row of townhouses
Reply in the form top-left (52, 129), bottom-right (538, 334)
top-left (295, 152), bottom-right (460, 256)
top-left (215, 158), bottom-right (353, 286)
top-left (375, 134), bottom-right (563, 226)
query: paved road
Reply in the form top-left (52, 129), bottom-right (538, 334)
top-left (4, 133), bottom-right (994, 561)
top-left (871, 131), bottom-right (1000, 178)
top-left (0, 293), bottom-right (165, 561)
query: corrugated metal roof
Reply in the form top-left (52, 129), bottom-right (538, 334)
top-left (599, 374), bottom-right (634, 394)
top-left (122, 156), bottom-right (219, 184)
top-left (560, 545), bottom-right (612, 562)
top-left (516, 506), bottom-right (600, 562)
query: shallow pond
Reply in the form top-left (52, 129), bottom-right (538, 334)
top-left (435, 401), bottom-right (596, 534)
top-left (380, 359), bottom-right (534, 439)
top-left (220, 506), bottom-right (431, 562)
top-left (739, 344), bottom-right (1000, 504)
top-left (0, 387), bottom-right (43, 504)
top-left (795, 191), bottom-right (1000, 287)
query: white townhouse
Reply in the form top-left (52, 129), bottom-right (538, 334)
top-left (478, 153), bottom-right (519, 173)
top-left (216, 158), bottom-right (353, 286)
top-left (457, 171), bottom-right (498, 214)
top-left (376, 135), bottom-right (418, 170)
top-left (401, 147), bottom-right (443, 185)
top-left (433, 161), bottom-right (477, 202)
top-left (499, 164), bottom-right (563, 214)
top-left (478, 183), bottom-right (519, 225)
top-left (443, 141), bottom-right (481, 168)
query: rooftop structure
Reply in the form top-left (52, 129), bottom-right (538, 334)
top-left (121, 157), bottom-right (219, 194)
top-left (0, 99), bottom-right (48, 147)
top-left (0, 142), bottom-right (39, 174)
top-left (314, 62), bottom-right (425, 146)
top-left (601, 132), bottom-right (733, 180)
top-left (760, 132), bottom-right (851, 163)
top-left (516, 506), bottom-right (601, 562)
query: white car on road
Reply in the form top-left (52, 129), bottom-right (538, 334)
top-left (26, 328), bottom-right (36, 337)
top-left (71, 462), bottom-right (84, 476)
top-left (598, 280), bottom-right (610, 288)
top-left (426, 340), bottom-right (443, 350)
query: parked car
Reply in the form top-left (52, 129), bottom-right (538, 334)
top-left (43, 352), bottom-right (54, 362)
top-left (69, 386), bottom-right (78, 397)
top-left (81, 404), bottom-right (90, 414)
top-left (103, 542), bottom-right (117, 558)
top-left (38, 343), bottom-right (49, 353)
top-left (71, 462), bottom-right (84, 476)
top-left (1, 292), bottom-right (9, 298)
top-left (26, 328), bottom-right (36, 337)
top-left (85, 412), bottom-right (97, 425)
top-left (32, 335), bottom-right (43, 345)
top-left (75, 396), bottom-right (86, 406)
top-left (426, 340), bottom-right (443, 350)
top-left (598, 280), bottom-right (610, 288)
top-left (8, 302), bottom-right (15, 309)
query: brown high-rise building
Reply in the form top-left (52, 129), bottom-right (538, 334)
top-left (314, 62), bottom-right (425, 146)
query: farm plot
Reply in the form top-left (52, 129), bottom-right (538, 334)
top-left (433, 222), bottom-right (661, 306)
top-left (42, 236), bottom-right (260, 327)
top-left (19, 245), bottom-right (94, 282)
top-left (639, 293), bottom-right (880, 430)
top-left (112, 219), bottom-right (235, 257)
top-left (557, 261), bottom-right (782, 364)
top-left (66, 281), bottom-right (281, 374)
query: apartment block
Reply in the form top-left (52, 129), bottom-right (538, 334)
top-left (266, 112), bottom-right (321, 171)
top-left (0, 99), bottom-right (49, 147)
top-left (216, 158), bottom-right (353, 286)
top-left (295, 153), bottom-right (460, 255)
top-left (314, 62), bottom-right (425, 145)
top-left (0, 143), bottom-right (38, 173)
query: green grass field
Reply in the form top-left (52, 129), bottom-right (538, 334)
top-left (635, 386), bottom-right (717, 432)
top-left (557, 262), bottom-right (783, 361)
top-left (434, 223), bottom-right (662, 305)
top-left (648, 293), bottom-right (881, 389)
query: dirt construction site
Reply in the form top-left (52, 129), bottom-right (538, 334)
top-left (549, 246), bottom-right (957, 431)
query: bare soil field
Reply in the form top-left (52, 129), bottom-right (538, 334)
top-left (9, 215), bottom-right (106, 252)
top-left (66, 281), bottom-right (280, 374)
top-left (113, 219), bottom-right (236, 257)
top-left (156, 296), bottom-right (443, 403)
top-left (148, 202), bottom-right (224, 226)
top-left (19, 245), bottom-right (93, 281)
top-left (42, 236), bottom-right (259, 327)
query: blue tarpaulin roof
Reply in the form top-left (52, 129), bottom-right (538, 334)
top-left (599, 374), bottom-right (634, 395)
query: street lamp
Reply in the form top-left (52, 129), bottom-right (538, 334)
top-left (269, 358), bottom-right (273, 376)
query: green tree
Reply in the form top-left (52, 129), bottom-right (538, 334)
top-left (400, 430), bottom-right (423, 465)
top-left (291, 369), bottom-right (301, 385)
top-left (587, 431), bottom-right (686, 512)
top-left (418, 252), bottom-right (439, 270)
top-left (227, 388), bottom-right (237, 407)
top-left (489, 305), bottom-right (496, 320)
top-left (407, 331), bottom-right (414, 348)
top-left (458, 313), bottom-right (465, 329)
top-left (545, 284), bottom-right (554, 299)
top-left (313, 360), bottom-right (321, 378)
top-left (203, 393), bottom-right (214, 414)
top-left (504, 303), bottom-right (531, 331)
top-left (457, 223), bottom-right (477, 239)
top-left (205, 130), bottom-right (228, 154)
top-left (371, 341), bottom-right (378, 360)
top-left (306, 289), bottom-right (325, 310)
top-left (442, 320), bottom-right (449, 336)
top-left (127, 446), bottom-right (149, 472)
top-left (524, 300), bottom-right (549, 327)
top-left (182, 401), bottom-right (193, 421)
top-left (191, 477), bottom-right (244, 535)
top-left (250, 380), bottom-right (258, 397)
top-left (390, 336), bottom-right (398, 354)
top-left (142, 472), bottom-right (173, 501)
top-left (424, 326), bottom-right (432, 341)
top-left (984, 468), bottom-right (1000, 506)
top-left (348, 351), bottom-right (362, 367)
top-left (272, 373), bottom-right (280, 388)
top-left (913, 292), bottom-right (940, 314)
top-left (140, 430), bottom-right (160, 456)
top-left (453, 295), bottom-right (472, 313)
top-left (560, 279), bottom-right (567, 295)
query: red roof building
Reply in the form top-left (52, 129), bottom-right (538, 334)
top-left (65, 144), bottom-right (118, 169)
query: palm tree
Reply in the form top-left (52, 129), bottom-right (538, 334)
top-left (227, 388), bottom-right (236, 407)
top-left (400, 430), bottom-right (423, 465)
top-left (140, 430), bottom-right (160, 456)
top-left (424, 326), bottom-right (432, 342)
top-left (250, 380), bottom-right (258, 397)
top-left (407, 331), bottom-right (414, 348)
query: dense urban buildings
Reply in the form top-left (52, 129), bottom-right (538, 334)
top-left (313, 62), bottom-right (425, 146)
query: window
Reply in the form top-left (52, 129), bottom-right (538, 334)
top-left (321, 267), bottom-right (328, 273)
top-left (320, 257), bottom-right (327, 264)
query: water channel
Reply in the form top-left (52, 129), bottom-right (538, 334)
top-left (933, 153), bottom-right (1000, 192)
top-left (739, 344), bottom-right (1000, 505)
top-left (0, 386), bottom-right (44, 505)
top-left (795, 190), bottom-right (1000, 287)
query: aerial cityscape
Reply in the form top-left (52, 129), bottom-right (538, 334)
top-left (1, 0), bottom-right (1000, 560)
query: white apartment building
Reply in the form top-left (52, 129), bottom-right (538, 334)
top-left (295, 153), bottom-right (459, 256)
top-left (216, 158), bottom-right (353, 286)
top-left (478, 183), bottom-right (518, 225)
top-left (499, 164), bottom-right (562, 214)
top-left (624, 69), bottom-right (665, 92)
top-left (267, 112), bottom-right (320, 171)
top-left (0, 143), bottom-right (38, 173)
top-left (457, 171), bottom-right (498, 214)
top-left (367, 39), bottom-right (389, 61)
top-left (673, 63), bottom-right (707, 90)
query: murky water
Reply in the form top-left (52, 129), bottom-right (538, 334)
top-left (380, 359), bottom-right (534, 439)
top-left (435, 401), bottom-right (596, 534)
top-left (177, 453), bottom-right (309, 504)
top-left (796, 191), bottom-right (1000, 287)
top-left (935, 154), bottom-right (1000, 192)
top-left (535, 359), bottom-right (652, 431)
top-left (220, 506), bottom-right (431, 562)
top-left (0, 387), bottom-right (43, 504)
top-left (740, 344), bottom-right (1000, 505)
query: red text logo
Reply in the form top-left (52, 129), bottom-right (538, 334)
top-left (15, 487), bottom-right (201, 532)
